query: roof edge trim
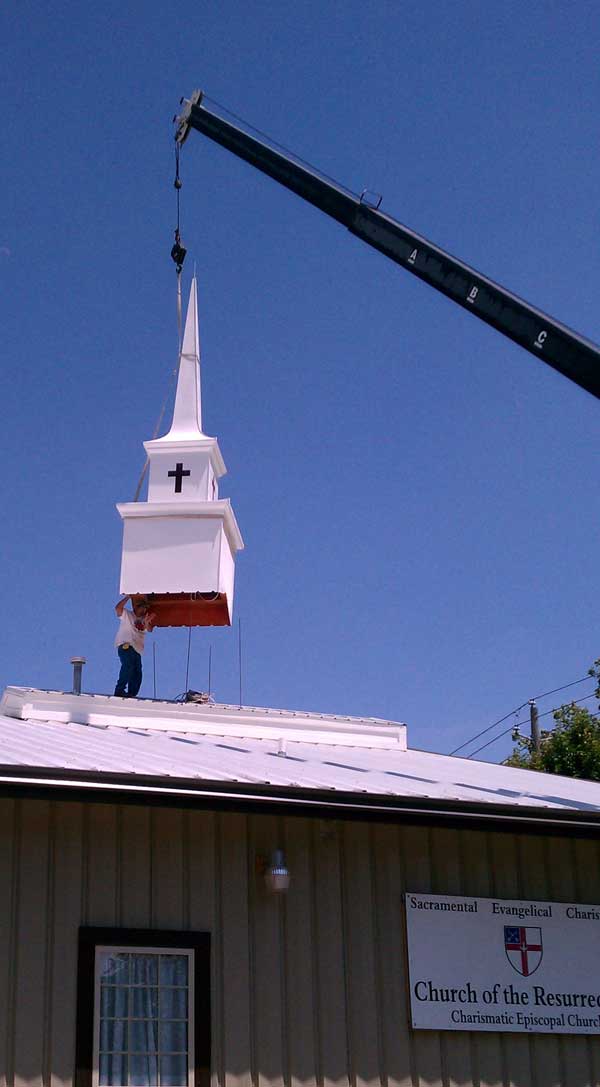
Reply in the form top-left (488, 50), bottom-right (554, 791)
top-left (1, 766), bottom-right (599, 836)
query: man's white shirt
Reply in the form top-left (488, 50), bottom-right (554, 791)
top-left (115, 608), bottom-right (147, 655)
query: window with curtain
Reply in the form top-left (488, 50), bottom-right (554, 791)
top-left (76, 929), bottom-right (210, 1087)
top-left (95, 948), bottom-right (193, 1087)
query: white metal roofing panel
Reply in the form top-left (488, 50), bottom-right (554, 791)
top-left (1, 695), bottom-right (600, 814)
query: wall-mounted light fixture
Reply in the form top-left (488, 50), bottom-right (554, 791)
top-left (266, 849), bottom-right (290, 894)
top-left (256, 849), bottom-right (290, 894)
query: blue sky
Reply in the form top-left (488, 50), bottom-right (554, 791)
top-left (2, 0), bottom-right (599, 760)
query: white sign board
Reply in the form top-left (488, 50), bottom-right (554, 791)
top-left (405, 893), bottom-right (600, 1034)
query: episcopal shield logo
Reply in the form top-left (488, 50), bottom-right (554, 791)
top-left (504, 926), bottom-right (543, 976)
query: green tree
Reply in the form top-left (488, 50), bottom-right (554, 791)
top-left (503, 659), bottom-right (600, 780)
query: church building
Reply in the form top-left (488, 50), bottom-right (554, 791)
top-left (1, 683), bottom-right (600, 1087)
top-left (2, 282), bottom-right (600, 1087)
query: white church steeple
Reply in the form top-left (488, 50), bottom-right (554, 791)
top-left (145, 278), bottom-right (226, 503)
top-left (116, 277), bottom-right (243, 628)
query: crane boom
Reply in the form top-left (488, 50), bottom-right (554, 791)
top-left (176, 91), bottom-right (600, 400)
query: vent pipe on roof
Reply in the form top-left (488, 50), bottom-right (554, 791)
top-left (70, 657), bottom-right (87, 695)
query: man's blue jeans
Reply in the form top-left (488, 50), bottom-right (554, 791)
top-left (114, 646), bottom-right (143, 697)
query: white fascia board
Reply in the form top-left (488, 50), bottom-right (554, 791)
top-left (116, 499), bottom-right (244, 552)
top-left (144, 436), bottom-right (227, 478)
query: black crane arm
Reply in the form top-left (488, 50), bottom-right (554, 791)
top-left (176, 91), bottom-right (600, 400)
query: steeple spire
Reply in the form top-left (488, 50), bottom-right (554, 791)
top-left (166, 277), bottom-right (203, 439)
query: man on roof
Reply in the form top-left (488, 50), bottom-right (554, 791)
top-left (114, 595), bottom-right (156, 698)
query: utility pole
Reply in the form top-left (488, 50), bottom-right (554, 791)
top-left (529, 699), bottom-right (541, 754)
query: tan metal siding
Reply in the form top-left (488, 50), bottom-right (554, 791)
top-left (341, 822), bottom-right (382, 1087)
top-left (119, 805), bottom-right (152, 929)
top-left (574, 837), bottom-right (600, 1087)
top-left (218, 813), bottom-right (252, 1087)
top-left (0, 799), bottom-right (18, 1087)
top-left (372, 824), bottom-right (414, 1087)
top-left (312, 816), bottom-right (349, 1087)
top-left (14, 801), bottom-right (50, 1087)
top-left (1, 798), bottom-right (600, 1087)
top-left (284, 818), bottom-right (317, 1087)
top-left (51, 803), bottom-right (84, 1087)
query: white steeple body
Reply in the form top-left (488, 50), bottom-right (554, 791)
top-left (116, 278), bottom-right (243, 628)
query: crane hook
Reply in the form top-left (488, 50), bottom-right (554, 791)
top-left (171, 142), bottom-right (186, 273)
top-left (171, 230), bottom-right (187, 274)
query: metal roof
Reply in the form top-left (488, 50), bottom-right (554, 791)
top-left (1, 686), bottom-right (600, 826)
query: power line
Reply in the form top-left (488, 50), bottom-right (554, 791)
top-left (469, 691), bottom-right (600, 760)
top-left (532, 674), bottom-right (597, 702)
top-left (449, 673), bottom-right (595, 757)
top-left (450, 702), bottom-right (530, 756)
top-left (525, 691), bottom-right (597, 726)
top-left (466, 723), bottom-right (525, 760)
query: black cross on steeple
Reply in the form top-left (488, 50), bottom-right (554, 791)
top-left (168, 462), bottom-right (191, 493)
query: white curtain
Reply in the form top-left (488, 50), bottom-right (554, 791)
top-left (98, 951), bottom-right (189, 1087)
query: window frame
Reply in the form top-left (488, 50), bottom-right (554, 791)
top-left (76, 929), bottom-right (210, 1087)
